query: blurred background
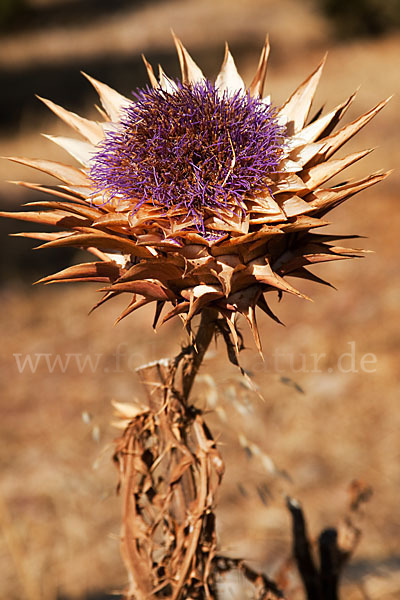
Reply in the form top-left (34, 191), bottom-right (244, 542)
top-left (0, 0), bottom-right (399, 598)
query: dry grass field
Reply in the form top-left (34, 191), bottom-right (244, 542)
top-left (0, 1), bottom-right (399, 598)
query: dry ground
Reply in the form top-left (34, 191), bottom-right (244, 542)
top-left (0, 1), bottom-right (399, 599)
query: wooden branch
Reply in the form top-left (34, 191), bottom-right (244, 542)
top-left (286, 482), bottom-right (372, 600)
top-left (318, 528), bottom-right (340, 600)
top-left (286, 497), bottom-right (321, 600)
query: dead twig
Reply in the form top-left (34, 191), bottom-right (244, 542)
top-left (286, 481), bottom-right (372, 600)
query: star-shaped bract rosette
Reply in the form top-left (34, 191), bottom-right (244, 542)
top-left (1, 35), bottom-right (390, 353)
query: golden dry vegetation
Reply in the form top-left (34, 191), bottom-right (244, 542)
top-left (0, 1), bottom-right (399, 599)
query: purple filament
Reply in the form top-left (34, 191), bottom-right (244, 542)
top-left (89, 80), bottom-right (286, 232)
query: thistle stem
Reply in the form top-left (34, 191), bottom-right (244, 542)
top-left (114, 309), bottom-right (223, 599)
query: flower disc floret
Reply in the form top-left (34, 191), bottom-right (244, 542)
top-left (90, 81), bottom-right (286, 231)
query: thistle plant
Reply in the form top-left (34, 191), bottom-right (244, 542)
top-left (1, 34), bottom-right (389, 599)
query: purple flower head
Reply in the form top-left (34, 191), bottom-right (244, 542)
top-left (89, 81), bottom-right (286, 232)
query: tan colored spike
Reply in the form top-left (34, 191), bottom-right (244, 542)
top-left (278, 195), bottom-right (314, 218)
top-left (92, 213), bottom-right (130, 228)
top-left (249, 192), bottom-right (285, 218)
top-left (89, 248), bottom-right (115, 262)
top-left (42, 134), bottom-right (95, 166)
top-left (307, 172), bottom-right (390, 213)
top-left (0, 209), bottom-right (87, 227)
top-left (161, 302), bottom-right (190, 324)
top-left (36, 261), bottom-right (121, 285)
top-left (279, 215), bottom-right (329, 233)
top-left (215, 43), bottom-right (245, 94)
top-left (11, 231), bottom-right (71, 242)
top-left (250, 260), bottom-right (309, 299)
top-left (222, 311), bottom-right (241, 356)
top-left (302, 148), bottom-right (373, 190)
top-left (211, 263), bottom-right (235, 297)
top-left (81, 72), bottom-right (131, 122)
top-left (105, 280), bottom-right (174, 301)
top-left (214, 227), bottom-right (282, 252)
top-left (243, 304), bottom-right (262, 356)
top-left (115, 297), bottom-right (153, 324)
top-left (288, 266), bottom-right (335, 288)
top-left (319, 97), bottom-right (392, 162)
top-left (257, 294), bottom-right (284, 325)
top-left (23, 200), bottom-right (101, 220)
top-left (37, 96), bottom-right (104, 145)
top-left (272, 172), bottom-right (309, 194)
top-left (141, 55), bottom-right (159, 88)
top-left (289, 90), bottom-right (357, 147)
top-left (285, 141), bottom-right (326, 170)
top-left (227, 285), bottom-right (263, 354)
top-left (158, 66), bottom-right (178, 93)
top-left (88, 290), bottom-right (121, 314)
top-left (8, 180), bottom-right (87, 203)
top-left (278, 54), bottom-right (327, 134)
top-left (328, 245), bottom-right (369, 257)
top-left (112, 400), bottom-right (148, 420)
top-left (306, 251), bottom-right (361, 264)
top-left (36, 230), bottom-right (153, 257)
top-left (172, 32), bottom-right (205, 85)
top-left (6, 156), bottom-right (90, 187)
top-left (249, 35), bottom-right (270, 98)
top-left (117, 260), bottom-right (183, 284)
top-left (186, 289), bottom-right (224, 321)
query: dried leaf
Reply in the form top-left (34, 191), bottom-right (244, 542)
top-left (0, 209), bottom-right (88, 228)
top-left (106, 280), bottom-right (176, 301)
top-left (172, 32), bottom-right (205, 85)
top-left (250, 260), bottom-right (309, 298)
top-left (37, 95), bottom-right (104, 144)
top-left (289, 90), bottom-right (357, 147)
top-left (82, 72), bottom-right (131, 122)
top-left (141, 54), bottom-right (159, 88)
top-left (279, 55), bottom-right (327, 134)
top-left (36, 261), bottom-right (121, 285)
top-left (115, 297), bottom-right (153, 324)
top-left (317, 97), bottom-right (391, 162)
top-left (215, 43), bottom-right (245, 94)
top-left (43, 134), bottom-right (95, 166)
top-left (112, 400), bottom-right (149, 420)
top-left (307, 172), bottom-right (390, 214)
top-left (158, 66), bottom-right (178, 93)
top-left (302, 149), bottom-right (373, 190)
top-left (36, 229), bottom-right (153, 257)
top-left (6, 156), bottom-right (90, 186)
top-left (249, 35), bottom-right (270, 98)
top-left (278, 194), bottom-right (314, 218)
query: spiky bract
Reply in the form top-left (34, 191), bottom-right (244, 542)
top-left (1, 35), bottom-right (390, 352)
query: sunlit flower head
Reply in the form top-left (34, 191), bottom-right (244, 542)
top-left (90, 81), bottom-right (285, 234)
top-left (1, 35), bottom-right (389, 352)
